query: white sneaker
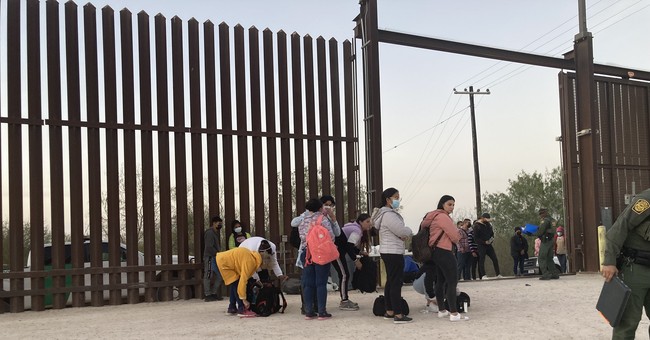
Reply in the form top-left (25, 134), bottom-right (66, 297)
top-left (496, 274), bottom-right (504, 279)
top-left (427, 303), bottom-right (439, 313)
top-left (450, 313), bottom-right (470, 322)
top-left (437, 310), bottom-right (449, 318)
top-left (481, 275), bottom-right (489, 280)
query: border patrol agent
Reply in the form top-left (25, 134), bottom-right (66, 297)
top-left (536, 208), bottom-right (560, 280)
top-left (602, 188), bottom-right (650, 339)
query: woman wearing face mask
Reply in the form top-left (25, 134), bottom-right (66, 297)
top-left (228, 220), bottom-right (252, 250)
top-left (428, 195), bottom-right (469, 322)
top-left (372, 188), bottom-right (413, 324)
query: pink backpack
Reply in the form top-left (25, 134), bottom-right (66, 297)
top-left (306, 215), bottom-right (340, 265)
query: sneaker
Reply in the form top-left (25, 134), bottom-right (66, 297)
top-left (426, 303), bottom-right (439, 313)
top-left (481, 275), bottom-right (489, 280)
top-left (496, 274), bottom-right (504, 279)
top-left (539, 276), bottom-right (551, 280)
top-left (383, 313), bottom-right (395, 320)
top-left (339, 300), bottom-right (360, 311)
top-left (226, 308), bottom-right (238, 315)
top-left (450, 313), bottom-right (470, 322)
top-left (238, 309), bottom-right (257, 318)
top-left (204, 294), bottom-right (217, 302)
top-left (393, 315), bottom-right (413, 324)
top-left (437, 310), bottom-right (449, 318)
top-left (304, 312), bottom-right (317, 320)
top-left (318, 312), bottom-right (332, 320)
top-left (551, 275), bottom-right (560, 280)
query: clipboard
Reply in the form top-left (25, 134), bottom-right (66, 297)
top-left (596, 276), bottom-right (631, 327)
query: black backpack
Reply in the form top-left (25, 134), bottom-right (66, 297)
top-left (247, 279), bottom-right (288, 317)
top-left (443, 292), bottom-right (471, 313)
top-left (372, 295), bottom-right (410, 316)
top-left (352, 256), bottom-right (377, 293)
top-left (289, 227), bottom-right (301, 249)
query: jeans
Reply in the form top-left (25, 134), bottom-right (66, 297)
top-left (228, 281), bottom-right (244, 312)
top-left (381, 253), bottom-right (405, 315)
top-left (478, 244), bottom-right (501, 277)
top-left (203, 256), bottom-right (223, 296)
top-left (432, 248), bottom-right (459, 313)
top-left (456, 252), bottom-right (471, 280)
top-left (512, 255), bottom-right (525, 275)
top-left (469, 253), bottom-right (478, 279)
top-left (301, 250), bottom-right (331, 315)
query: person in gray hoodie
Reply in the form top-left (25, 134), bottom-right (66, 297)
top-left (372, 187), bottom-right (413, 324)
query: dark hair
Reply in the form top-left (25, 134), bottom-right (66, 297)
top-left (436, 195), bottom-right (455, 209)
top-left (320, 195), bottom-right (336, 206)
top-left (356, 213), bottom-right (371, 224)
top-left (231, 219), bottom-right (241, 229)
top-left (259, 240), bottom-right (273, 254)
top-left (211, 216), bottom-right (222, 224)
top-left (305, 198), bottom-right (323, 212)
top-left (378, 187), bottom-right (399, 208)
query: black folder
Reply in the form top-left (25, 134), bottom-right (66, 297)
top-left (596, 276), bottom-right (631, 327)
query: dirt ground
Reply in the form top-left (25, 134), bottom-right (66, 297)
top-left (0, 272), bottom-right (647, 339)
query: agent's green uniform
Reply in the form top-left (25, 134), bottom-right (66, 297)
top-left (535, 212), bottom-right (559, 280)
top-left (604, 188), bottom-right (650, 339)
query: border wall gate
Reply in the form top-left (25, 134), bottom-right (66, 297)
top-left (357, 0), bottom-right (650, 275)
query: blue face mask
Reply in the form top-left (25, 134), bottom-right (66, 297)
top-left (391, 198), bottom-right (400, 209)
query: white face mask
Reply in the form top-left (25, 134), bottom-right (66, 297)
top-left (234, 227), bottom-right (242, 233)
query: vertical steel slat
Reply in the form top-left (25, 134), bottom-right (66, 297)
top-left (64, 1), bottom-right (84, 307)
top-left (0, 0), bottom-right (4, 309)
top-left (329, 38), bottom-right (344, 222)
top-left (7, 0), bottom-right (24, 313)
top-left (119, 8), bottom-right (139, 304)
top-left (83, 3), bottom-right (103, 307)
top-left (154, 13), bottom-right (172, 301)
top-left (277, 30), bottom-right (291, 243)
top-left (263, 29), bottom-right (279, 249)
top-left (343, 40), bottom-right (359, 218)
top-left (27, 0), bottom-right (45, 312)
top-left (204, 20), bottom-right (221, 243)
top-left (101, 5), bottom-right (122, 305)
top-left (171, 16), bottom-right (189, 300)
top-left (304, 35), bottom-right (318, 198)
top-left (137, 10), bottom-right (156, 302)
top-left (316, 37), bottom-right (330, 194)
top-left (249, 27), bottom-right (265, 237)
top-left (219, 23), bottom-right (235, 237)
top-left (291, 33), bottom-right (305, 224)
top-left (46, 0), bottom-right (65, 310)
top-left (234, 25), bottom-right (251, 232)
top-left (188, 18), bottom-right (204, 295)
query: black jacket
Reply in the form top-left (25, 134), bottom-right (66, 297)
top-left (510, 234), bottom-right (529, 258)
top-left (473, 220), bottom-right (494, 246)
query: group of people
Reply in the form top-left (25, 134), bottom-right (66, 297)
top-left (202, 215), bottom-right (288, 317)
top-left (292, 195), bottom-right (373, 319)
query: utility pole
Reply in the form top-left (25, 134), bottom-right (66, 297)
top-left (454, 86), bottom-right (490, 217)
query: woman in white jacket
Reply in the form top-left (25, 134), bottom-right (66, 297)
top-left (372, 187), bottom-right (413, 324)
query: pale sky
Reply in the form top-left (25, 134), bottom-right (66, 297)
top-left (1, 0), bottom-right (649, 232)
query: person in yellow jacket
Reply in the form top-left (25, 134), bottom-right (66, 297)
top-left (216, 247), bottom-right (263, 317)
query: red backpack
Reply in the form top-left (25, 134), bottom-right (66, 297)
top-left (305, 215), bottom-right (340, 265)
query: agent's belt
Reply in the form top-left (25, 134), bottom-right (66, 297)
top-left (621, 247), bottom-right (650, 267)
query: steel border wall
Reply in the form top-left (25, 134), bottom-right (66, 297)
top-left (0, 0), bottom-right (360, 312)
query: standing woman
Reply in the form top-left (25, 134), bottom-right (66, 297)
top-left (372, 188), bottom-right (413, 324)
top-left (430, 195), bottom-right (469, 322)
